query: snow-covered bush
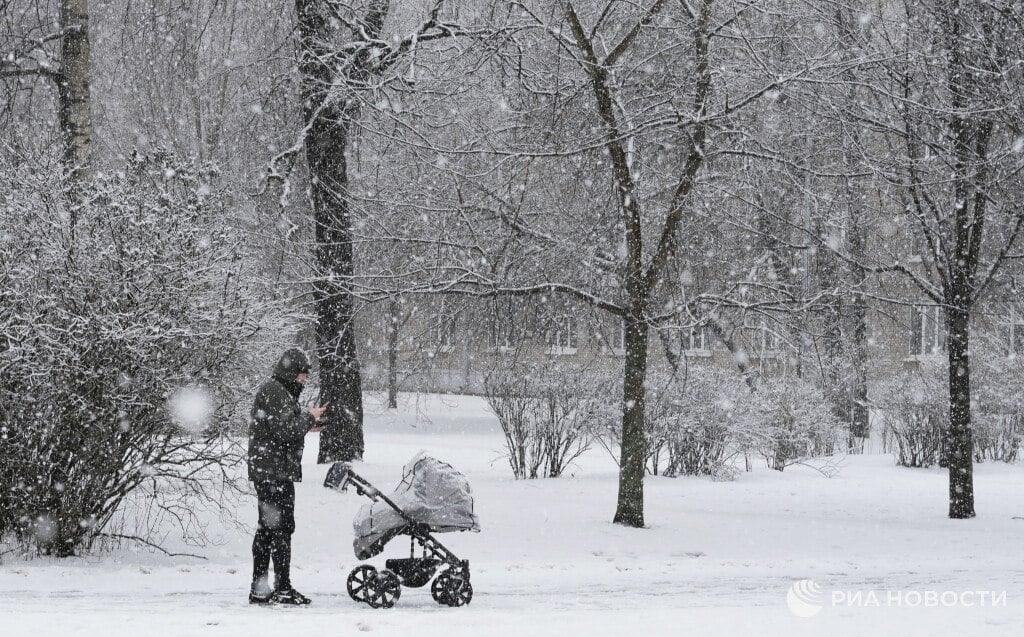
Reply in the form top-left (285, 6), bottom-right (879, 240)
top-left (643, 369), bottom-right (750, 478)
top-left (878, 345), bottom-right (1023, 468)
top-left (0, 155), bottom-right (268, 556)
top-left (589, 367), bottom-right (752, 478)
top-left (972, 353), bottom-right (1024, 463)
top-left (878, 357), bottom-right (1024, 468)
top-left (484, 363), bottom-right (613, 479)
top-left (973, 415), bottom-right (1022, 463)
top-left (878, 365), bottom-right (946, 468)
top-left (583, 365), bottom-right (843, 476)
top-left (744, 376), bottom-right (846, 472)
top-left (883, 405), bottom-right (944, 468)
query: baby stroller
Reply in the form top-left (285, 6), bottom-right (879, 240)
top-left (324, 452), bottom-right (480, 609)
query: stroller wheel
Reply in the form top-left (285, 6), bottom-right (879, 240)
top-left (431, 571), bottom-right (451, 606)
top-left (446, 576), bottom-right (473, 607)
top-left (431, 568), bottom-right (473, 607)
top-left (367, 569), bottom-right (402, 609)
top-left (347, 565), bottom-right (377, 604)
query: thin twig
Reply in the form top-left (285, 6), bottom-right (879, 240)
top-left (99, 533), bottom-right (208, 560)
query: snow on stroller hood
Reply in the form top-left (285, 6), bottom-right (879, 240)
top-left (353, 452), bottom-right (480, 560)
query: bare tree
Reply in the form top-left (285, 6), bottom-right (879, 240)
top-left (560, 0), bottom-right (712, 527)
top-left (294, 0), bottom-right (372, 461)
top-left (291, 0), bottom-right (480, 461)
top-left (344, 0), bottom-right (831, 527)
top-left (832, 0), bottom-right (1024, 518)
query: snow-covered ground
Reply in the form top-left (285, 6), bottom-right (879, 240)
top-left (3, 393), bottom-right (1023, 636)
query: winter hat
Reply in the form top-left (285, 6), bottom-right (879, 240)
top-left (274, 348), bottom-right (312, 379)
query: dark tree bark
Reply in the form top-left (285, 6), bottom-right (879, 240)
top-left (933, 2), bottom-right (994, 519)
top-left (846, 223), bottom-right (870, 443)
top-left (816, 223), bottom-right (847, 440)
top-left (293, 0), bottom-right (470, 457)
top-left (296, 0), bottom-right (394, 462)
top-left (387, 297), bottom-right (400, 409)
top-left (835, 12), bottom-right (871, 446)
top-left (616, 309), bottom-right (650, 526)
top-left (945, 303), bottom-right (974, 517)
top-left (58, 0), bottom-right (92, 188)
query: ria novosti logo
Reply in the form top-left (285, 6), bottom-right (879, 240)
top-left (787, 579), bottom-right (824, 617)
top-left (786, 579), bottom-right (1008, 617)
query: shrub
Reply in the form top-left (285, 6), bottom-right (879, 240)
top-left (744, 376), bottom-right (846, 472)
top-left (644, 369), bottom-right (750, 478)
top-left (0, 154), bottom-right (265, 556)
top-left (974, 415), bottom-right (1022, 463)
top-left (484, 363), bottom-right (611, 479)
top-left (877, 365), bottom-right (946, 468)
top-left (883, 405), bottom-right (945, 468)
top-left (587, 366), bottom-right (844, 476)
top-left (972, 353), bottom-right (1024, 463)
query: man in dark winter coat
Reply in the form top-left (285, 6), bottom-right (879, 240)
top-left (248, 348), bottom-right (326, 606)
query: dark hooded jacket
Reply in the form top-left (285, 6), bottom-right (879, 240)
top-left (248, 348), bottom-right (316, 482)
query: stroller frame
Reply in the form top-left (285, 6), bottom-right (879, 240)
top-left (329, 463), bottom-right (473, 608)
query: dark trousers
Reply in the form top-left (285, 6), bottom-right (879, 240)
top-left (252, 481), bottom-right (296, 591)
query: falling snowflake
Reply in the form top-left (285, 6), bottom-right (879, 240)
top-left (168, 386), bottom-right (214, 433)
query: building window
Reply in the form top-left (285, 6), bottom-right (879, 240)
top-left (489, 304), bottom-right (517, 352)
top-left (490, 320), bottom-right (516, 351)
top-left (909, 305), bottom-right (944, 356)
top-left (598, 318), bottom-right (626, 355)
top-left (745, 321), bottom-right (779, 358)
top-left (440, 0), bottom-right (460, 20)
top-left (489, 317), bottom-right (516, 352)
top-left (682, 325), bottom-right (712, 353)
top-left (437, 315), bottom-right (456, 353)
top-left (910, 232), bottom-right (928, 261)
top-left (612, 319), bottom-right (626, 352)
top-left (545, 316), bottom-right (578, 355)
top-left (1000, 312), bottom-right (1024, 357)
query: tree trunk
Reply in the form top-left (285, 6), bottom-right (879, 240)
top-left (846, 234), bottom-right (870, 444)
top-left (939, 3), bottom-right (984, 517)
top-left (296, 0), bottom-right (365, 463)
top-left (945, 303), bottom-right (975, 518)
top-left (58, 0), bottom-right (92, 185)
top-left (705, 320), bottom-right (756, 390)
top-left (843, 166), bottom-right (870, 445)
top-left (57, 0), bottom-right (92, 239)
top-left (387, 297), bottom-right (399, 409)
top-left (834, 5), bottom-right (871, 449)
top-left (561, 0), bottom-right (708, 527)
top-left (847, 287), bottom-right (870, 442)
top-left (613, 310), bottom-right (649, 527)
top-left (816, 222), bottom-right (846, 443)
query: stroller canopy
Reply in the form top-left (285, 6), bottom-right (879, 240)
top-left (353, 452), bottom-right (480, 559)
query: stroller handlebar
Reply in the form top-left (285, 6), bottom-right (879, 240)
top-left (323, 461), bottom-right (356, 492)
top-left (323, 461), bottom-right (419, 525)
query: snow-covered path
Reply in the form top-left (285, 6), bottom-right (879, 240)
top-left (3, 394), bottom-right (1024, 636)
top-left (5, 561), bottom-right (1022, 636)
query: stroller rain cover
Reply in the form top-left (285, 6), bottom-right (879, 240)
top-left (353, 452), bottom-right (480, 559)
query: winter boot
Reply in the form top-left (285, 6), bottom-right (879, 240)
top-left (270, 587), bottom-right (312, 606)
top-left (249, 578), bottom-right (274, 605)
